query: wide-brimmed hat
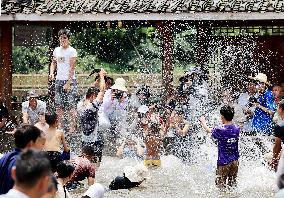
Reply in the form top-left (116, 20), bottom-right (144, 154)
top-left (124, 164), bottom-right (149, 183)
top-left (27, 90), bottom-right (39, 99)
top-left (83, 183), bottom-right (105, 198)
top-left (248, 73), bottom-right (271, 85)
top-left (111, 78), bottom-right (128, 92)
top-left (138, 105), bottom-right (149, 114)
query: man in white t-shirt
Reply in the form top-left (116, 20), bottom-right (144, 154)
top-left (22, 90), bottom-right (46, 125)
top-left (49, 29), bottom-right (77, 133)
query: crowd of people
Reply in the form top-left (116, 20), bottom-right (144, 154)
top-left (0, 28), bottom-right (284, 197)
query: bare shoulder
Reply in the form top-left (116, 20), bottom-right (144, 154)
top-left (56, 129), bottom-right (65, 136)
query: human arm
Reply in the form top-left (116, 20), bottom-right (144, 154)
top-left (135, 140), bottom-right (144, 157)
top-left (269, 137), bottom-right (282, 170)
top-left (277, 150), bottom-right (284, 188)
top-left (199, 116), bottom-right (211, 133)
top-left (175, 120), bottom-right (190, 136)
top-left (87, 164), bottom-right (96, 186)
top-left (63, 56), bottom-right (77, 91)
top-left (0, 118), bottom-right (7, 129)
top-left (116, 141), bottom-right (126, 157)
top-left (96, 69), bottom-right (107, 103)
top-left (87, 177), bottom-right (95, 186)
top-left (61, 132), bottom-right (70, 152)
top-left (22, 102), bottom-right (29, 124)
top-left (49, 56), bottom-right (57, 81)
top-left (254, 103), bottom-right (274, 116)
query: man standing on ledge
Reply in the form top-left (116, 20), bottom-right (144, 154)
top-left (49, 28), bottom-right (78, 133)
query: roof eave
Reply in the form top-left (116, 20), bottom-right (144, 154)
top-left (1, 12), bottom-right (284, 21)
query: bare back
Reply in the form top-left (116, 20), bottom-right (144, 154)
top-left (44, 128), bottom-right (63, 152)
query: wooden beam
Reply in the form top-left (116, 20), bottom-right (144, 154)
top-left (157, 21), bottom-right (174, 102)
top-left (0, 23), bottom-right (13, 110)
top-left (2, 13), bottom-right (284, 22)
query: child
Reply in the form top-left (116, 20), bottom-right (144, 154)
top-left (199, 105), bottom-right (240, 189)
top-left (67, 145), bottom-right (96, 190)
top-left (144, 119), bottom-right (163, 167)
top-left (34, 112), bottom-right (49, 133)
top-left (44, 113), bottom-right (70, 172)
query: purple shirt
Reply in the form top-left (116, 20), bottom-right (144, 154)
top-left (212, 124), bottom-right (240, 166)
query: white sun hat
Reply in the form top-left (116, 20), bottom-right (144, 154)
top-left (110, 78), bottom-right (128, 92)
top-left (124, 164), bottom-right (149, 183)
top-left (248, 73), bottom-right (271, 85)
top-left (83, 183), bottom-right (105, 198)
top-left (137, 105), bottom-right (149, 114)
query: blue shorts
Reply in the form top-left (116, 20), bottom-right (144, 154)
top-left (55, 79), bottom-right (77, 110)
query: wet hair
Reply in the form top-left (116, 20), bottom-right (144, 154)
top-left (45, 113), bottom-right (58, 125)
top-left (15, 149), bottom-right (51, 188)
top-left (82, 145), bottom-right (95, 157)
top-left (220, 105), bottom-right (235, 121)
top-left (86, 87), bottom-right (100, 98)
top-left (106, 76), bottom-right (114, 86)
top-left (14, 125), bottom-right (44, 149)
top-left (58, 28), bottom-right (71, 38)
top-left (47, 176), bottom-right (58, 192)
top-left (56, 161), bottom-right (75, 178)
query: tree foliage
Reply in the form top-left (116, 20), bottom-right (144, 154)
top-left (12, 26), bottom-right (196, 74)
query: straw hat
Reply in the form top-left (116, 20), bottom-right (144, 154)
top-left (111, 78), bottom-right (128, 92)
top-left (124, 164), bottom-right (149, 183)
top-left (248, 73), bottom-right (271, 85)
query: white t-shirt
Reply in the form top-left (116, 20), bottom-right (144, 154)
top-left (53, 46), bottom-right (77, 80)
top-left (22, 100), bottom-right (46, 125)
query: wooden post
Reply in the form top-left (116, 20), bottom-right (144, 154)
top-left (195, 22), bottom-right (211, 80)
top-left (0, 22), bottom-right (13, 110)
top-left (157, 21), bottom-right (174, 102)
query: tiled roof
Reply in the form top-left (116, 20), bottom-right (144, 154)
top-left (1, 0), bottom-right (284, 15)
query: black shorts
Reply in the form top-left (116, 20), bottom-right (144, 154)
top-left (46, 151), bottom-right (62, 172)
top-left (82, 141), bottom-right (104, 162)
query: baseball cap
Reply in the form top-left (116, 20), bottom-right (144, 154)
top-left (27, 90), bottom-right (39, 99)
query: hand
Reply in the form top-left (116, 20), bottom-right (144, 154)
top-left (49, 73), bottom-right (55, 81)
top-left (99, 69), bottom-right (107, 78)
top-left (199, 116), bottom-right (206, 123)
top-left (253, 102), bottom-right (260, 108)
top-left (268, 159), bottom-right (277, 171)
top-left (63, 81), bottom-right (71, 92)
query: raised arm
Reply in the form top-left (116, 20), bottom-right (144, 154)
top-left (199, 116), bottom-right (212, 133)
top-left (61, 131), bottom-right (70, 152)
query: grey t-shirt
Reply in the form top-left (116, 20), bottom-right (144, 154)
top-left (22, 100), bottom-right (46, 125)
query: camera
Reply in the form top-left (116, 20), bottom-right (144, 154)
top-left (115, 91), bottom-right (124, 100)
top-left (247, 96), bottom-right (258, 107)
top-left (0, 120), bottom-right (15, 133)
